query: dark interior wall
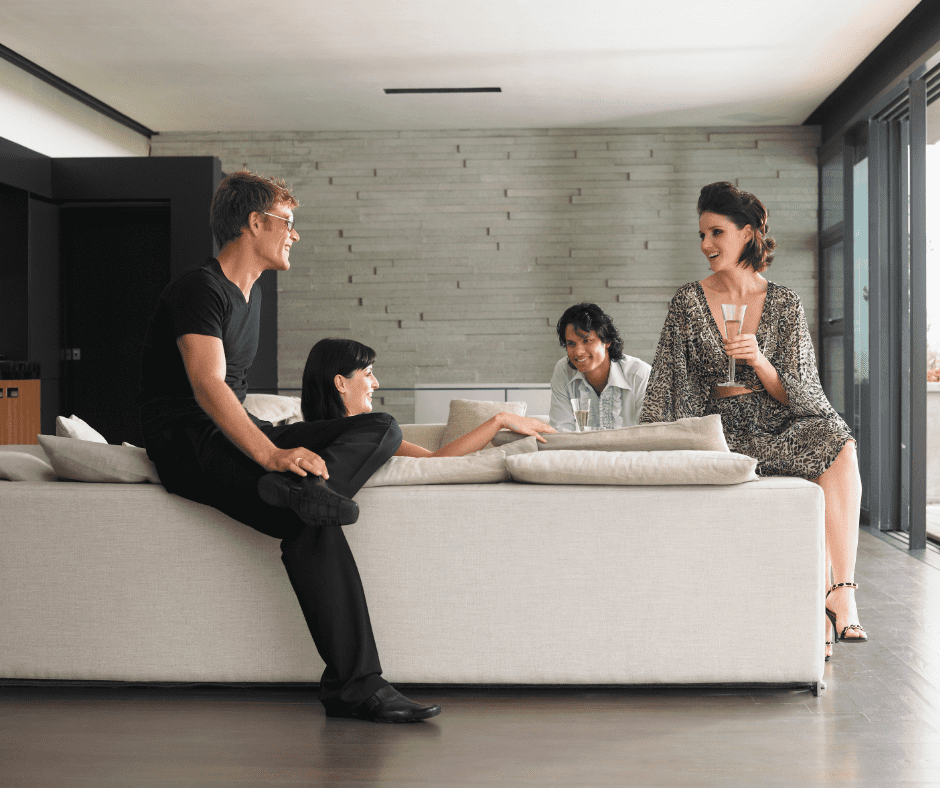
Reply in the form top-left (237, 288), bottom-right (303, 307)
top-left (0, 183), bottom-right (29, 361)
top-left (49, 158), bottom-right (277, 393)
top-left (28, 198), bottom-right (60, 436)
top-left (0, 135), bottom-right (51, 195)
top-left (50, 157), bottom-right (221, 278)
top-left (60, 204), bottom-right (172, 444)
top-left (0, 143), bottom-right (286, 438)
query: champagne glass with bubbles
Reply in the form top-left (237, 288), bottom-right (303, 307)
top-left (571, 397), bottom-right (590, 432)
top-left (717, 304), bottom-right (747, 387)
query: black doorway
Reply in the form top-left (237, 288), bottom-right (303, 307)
top-left (60, 204), bottom-right (171, 445)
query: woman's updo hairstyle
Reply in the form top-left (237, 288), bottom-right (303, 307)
top-left (301, 337), bottom-right (377, 421)
top-left (697, 181), bottom-right (776, 273)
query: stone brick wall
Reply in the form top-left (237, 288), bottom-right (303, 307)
top-left (151, 127), bottom-right (820, 423)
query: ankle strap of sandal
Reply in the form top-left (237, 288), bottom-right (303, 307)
top-left (827, 582), bottom-right (858, 597)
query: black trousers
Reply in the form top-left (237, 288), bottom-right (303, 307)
top-left (147, 411), bottom-right (403, 713)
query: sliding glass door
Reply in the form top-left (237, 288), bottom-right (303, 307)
top-left (820, 74), bottom-right (931, 550)
top-left (925, 87), bottom-right (940, 542)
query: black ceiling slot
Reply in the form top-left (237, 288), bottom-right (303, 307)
top-left (384, 87), bottom-right (502, 94)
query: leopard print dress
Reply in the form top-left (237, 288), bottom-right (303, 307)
top-left (639, 281), bottom-right (854, 479)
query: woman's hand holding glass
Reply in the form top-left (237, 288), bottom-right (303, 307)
top-left (723, 331), bottom-right (764, 368)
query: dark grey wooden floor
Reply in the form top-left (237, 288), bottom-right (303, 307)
top-left (2, 529), bottom-right (939, 788)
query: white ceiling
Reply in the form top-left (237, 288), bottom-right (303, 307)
top-left (0, 0), bottom-right (922, 132)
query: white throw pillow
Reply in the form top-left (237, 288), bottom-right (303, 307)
top-left (439, 399), bottom-right (527, 450)
top-left (37, 435), bottom-right (162, 484)
top-left (492, 415), bottom-right (729, 453)
top-left (243, 393), bottom-right (304, 425)
top-left (0, 449), bottom-right (57, 481)
top-left (363, 447), bottom-right (510, 487)
top-left (55, 415), bottom-right (108, 443)
top-left (506, 450), bottom-right (758, 486)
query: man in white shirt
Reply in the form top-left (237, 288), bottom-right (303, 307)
top-left (549, 303), bottom-right (652, 431)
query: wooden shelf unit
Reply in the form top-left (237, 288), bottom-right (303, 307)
top-left (0, 379), bottom-right (41, 444)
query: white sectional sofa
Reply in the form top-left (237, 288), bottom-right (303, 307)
top-left (0, 421), bottom-right (827, 695)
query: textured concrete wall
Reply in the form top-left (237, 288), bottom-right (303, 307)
top-left (151, 127), bottom-right (820, 423)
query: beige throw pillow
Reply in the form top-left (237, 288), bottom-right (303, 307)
top-left (37, 435), bottom-right (162, 484)
top-left (439, 399), bottom-right (527, 450)
top-left (492, 415), bottom-right (729, 453)
top-left (55, 415), bottom-right (108, 443)
top-left (0, 449), bottom-right (57, 482)
top-left (506, 450), bottom-right (758, 486)
top-left (363, 447), bottom-right (509, 487)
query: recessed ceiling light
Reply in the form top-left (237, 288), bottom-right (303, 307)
top-left (384, 87), bottom-right (502, 94)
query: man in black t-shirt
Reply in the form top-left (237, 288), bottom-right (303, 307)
top-left (140, 171), bottom-right (441, 723)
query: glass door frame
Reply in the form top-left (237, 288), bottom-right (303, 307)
top-left (860, 77), bottom-right (929, 549)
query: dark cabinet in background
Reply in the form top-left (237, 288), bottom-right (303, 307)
top-left (60, 205), bottom-right (171, 445)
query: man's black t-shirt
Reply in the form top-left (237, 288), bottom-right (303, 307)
top-left (140, 258), bottom-right (261, 444)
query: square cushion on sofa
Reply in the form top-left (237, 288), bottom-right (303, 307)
top-left (439, 399), bottom-right (527, 450)
top-left (492, 415), bottom-right (729, 453)
top-left (506, 449), bottom-right (758, 486)
top-left (37, 435), bottom-right (162, 484)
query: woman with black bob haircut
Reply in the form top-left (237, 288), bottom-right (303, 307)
top-left (303, 338), bottom-right (554, 456)
top-left (640, 182), bottom-right (865, 660)
top-left (548, 302), bottom-right (651, 431)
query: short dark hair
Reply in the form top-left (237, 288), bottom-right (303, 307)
top-left (301, 338), bottom-right (377, 421)
top-left (555, 303), bottom-right (624, 366)
top-left (697, 181), bottom-right (776, 273)
top-left (209, 170), bottom-right (299, 250)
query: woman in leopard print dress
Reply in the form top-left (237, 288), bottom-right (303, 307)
top-left (640, 182), bottom-right (867, 659)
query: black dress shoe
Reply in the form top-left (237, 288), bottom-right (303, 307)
top-left (327, 685), bottom-right (442, 723)
top-left (257, 473), bottom-right (359, 527)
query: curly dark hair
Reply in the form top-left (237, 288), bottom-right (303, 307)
top-left (555, 303), bottom-right (624, 368)
top-left (301, 338), bottom-right (377, 421)
top-left (209, 170), bottom-right (299, 250)
top-left (697, 181), bottom-right (776, 273)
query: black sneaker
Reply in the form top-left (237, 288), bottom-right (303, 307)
top-left (257, 473), bottom-right (359, 527)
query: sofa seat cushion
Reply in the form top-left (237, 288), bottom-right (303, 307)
top-left (506, 449), bottom-right (758, 486)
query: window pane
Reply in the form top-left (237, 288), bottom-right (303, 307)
top-left (823, 241), bottom-right (844, 323)
top-left (823, 335), bottom-right (845, 416)
top-left (822, 154), bottom-right (844, 229)
top-left (927, 103), bottom-right (940, 541)
top-left (854, 156), bottom-right (869, 513)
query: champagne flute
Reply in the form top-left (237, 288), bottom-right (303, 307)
top-left (716, 304), bottom-right (747, 387)
top-left (570, 397), bottom-right (590, 432)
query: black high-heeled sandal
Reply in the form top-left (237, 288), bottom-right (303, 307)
top-left (825, 582), bottom-right (868, 644)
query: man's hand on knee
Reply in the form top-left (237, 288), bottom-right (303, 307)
top-left (263, 447), bottom-right (329, 479)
